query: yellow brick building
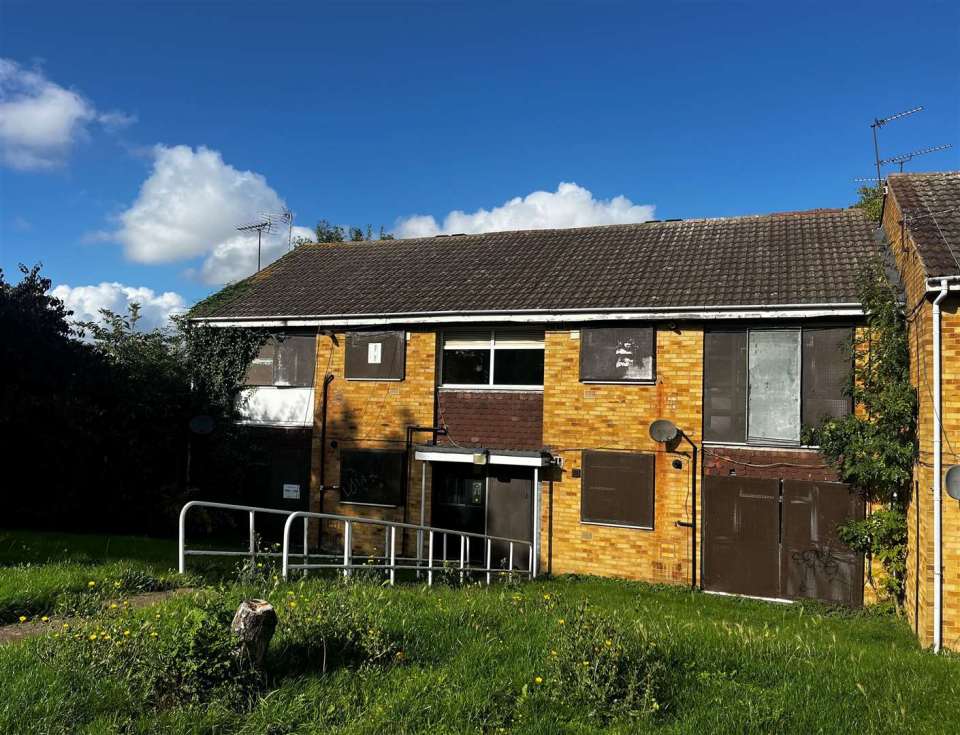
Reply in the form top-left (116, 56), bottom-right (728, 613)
top-left (883, 172), bottom-right (960, 651)
top-left (198, 207), bottom-right (884, 610)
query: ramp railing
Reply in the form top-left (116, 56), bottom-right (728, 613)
top-left (177, 500), bottom-right (534, 584)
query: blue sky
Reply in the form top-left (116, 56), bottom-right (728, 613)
top-left (1, 1), bottom-right (958, 327)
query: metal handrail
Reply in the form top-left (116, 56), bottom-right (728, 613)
top-left (281, 509), bottom-right (534, 585)
top-left (178, 500), bottom-right (535, 585)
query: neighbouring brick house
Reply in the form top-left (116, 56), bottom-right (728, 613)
top-left (191, 205), bottom-right (883, 609)
top-left (882, 171), bottom-right (960, 651)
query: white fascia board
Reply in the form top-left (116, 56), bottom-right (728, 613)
top-left (195, 303), bottom-right (865, 328)
top-left (414, 449), bottom-right (550, 467)
top-left (925, 276), bottom-right (960, 292)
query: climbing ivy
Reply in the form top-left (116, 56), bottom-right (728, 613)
top-left (815, 258), bottom-right (916, 602)
top-left (173, 316), bottom-right (269, 414)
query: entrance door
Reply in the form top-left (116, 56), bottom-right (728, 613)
top-left (431, 463), bottom-right (485, 561)
top-left (487, 468), bottom-right (532, 570)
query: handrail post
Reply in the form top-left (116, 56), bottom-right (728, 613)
top-left (178, 502), bottom-right (190, 574)
top-left (281, 513), bottom-right (294, 581)
top-left (248, 511), bottom-right (256, 564)
top-left (459, 535), bottom-right (465, 583)
top-left (389, 526), bottom-right (397, 586)
top-left (302, 516), bottom-right (309, 576)
top-left (528, 542), bottom-right (534, 580)
top-left (428, 530), bottom-right (434, 587)
top-left (508, 542), bottom-right (514, 583)
top-left (343, 521), bottom-right (352, 579)
top-left (486, 538), bottom-right (492, 586)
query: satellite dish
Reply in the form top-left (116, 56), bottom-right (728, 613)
top-left (649, 419), bottom-right (679, 444)
top-left (946, 466), bottom-right (960, 501)
top-left (189, 415), bottom-right (215, 435)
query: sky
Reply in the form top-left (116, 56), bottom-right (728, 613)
top-left (1, 1), bottom-right (958, 329)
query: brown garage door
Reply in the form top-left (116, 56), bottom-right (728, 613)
top-left (703, 477), bottom-right (864, 605)
top-left (702, 477), bottom-right (781, 598)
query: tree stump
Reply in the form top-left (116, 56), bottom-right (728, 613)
top-left (231, 599), bottom-right (277, 669)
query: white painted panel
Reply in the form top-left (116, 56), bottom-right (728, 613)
top-left (748, 330), bottom-right (800, 444)
top-left (237, 386), bottom-right (315, 427)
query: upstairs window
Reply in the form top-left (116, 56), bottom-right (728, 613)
top-left (580, 326), bottom-right (656, 383)
top-left (345, 331), bottom-right (406, 381)
top-left (244, 334), bottom-right (316, 387)
top-left (441, 329), bottom-right (544, 388)
top-left (703, 327), bottom-right (852, 446)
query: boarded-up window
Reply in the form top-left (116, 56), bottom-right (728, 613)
top-left (244, 335), bottom-right (315, 387)
top-left (580, 450), bottom-right (655, 528)
top-left (703, 331), bottom-right (747, 443)
top-left (339, 449), bottom-right (405, 506)
top-left (580, 327), bottom-right (655, 382)
top-left (245, 340), bottom-right (277, 386)
top-left (345, 331), bottom-right (406, 381)
top-left (748, 330), bottom-right (801, 445)
top-left (801, 328), bottom-right (853, 428)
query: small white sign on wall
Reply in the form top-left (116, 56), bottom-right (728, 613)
top-left (367, 342), bottom-right (382, 364)
top-left (282, 483), bottom-right (301, 500)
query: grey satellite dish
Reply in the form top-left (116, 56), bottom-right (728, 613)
top-left (649, 419), bottom-right (679, 444)
top-left (946, 466), bottom-right (960, 501)
top-left (189, 415), bottom-right (215, 435)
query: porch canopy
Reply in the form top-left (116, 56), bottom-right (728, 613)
top-left (413, 444), bottom-right (553, 467)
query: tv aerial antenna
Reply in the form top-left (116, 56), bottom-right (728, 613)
top-left (236, 219), bottom-right (272, 273)
top-left (236, 208), bottom-right (295, 273)
top-left (870, 106), bottom-right (953, 182)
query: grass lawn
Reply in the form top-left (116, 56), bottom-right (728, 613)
top-left (1, 531), bottom-right (958, 733)
top-left (0, 529), bottom-right (182, 624)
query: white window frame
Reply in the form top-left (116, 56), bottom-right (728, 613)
top-left (441, 329), bottom-right (544, 391)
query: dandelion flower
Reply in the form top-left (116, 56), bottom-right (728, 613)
top-left (558, 618), bottom-right (565, 625)
top-left (123, 630), bottom-right (131, 637)
top-left (41, 616), bottom-right (48, 622)
top-left (110, 603), bottom-right (118, 609)
top-left (87, 581), bottom-right (96, 588)
top-left (113, 581), bottom-right (121, 589)
top-left (288, 601), bottom-right (297, 608)
top-left (62, 623), bottom-right (70, 630)
top-left (534, 676), bottom-right (543, 684)
top-left (605, 639), bottom-right (612, 647)
top-left (150, 632), bottom-right (158, 638)
top-left (543, 594), bottom-right (550, 600)
top-left (18, 616), bottom-right (26, 623)
top-left (550, 650), bottom-right (557, 656)
top-left (89, 634), bottom-right (97, 641)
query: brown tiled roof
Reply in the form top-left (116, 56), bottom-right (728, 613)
top-left (192, 207), bottom-right (878, 320)
top-left (887, 171), bottom-right (960, 277)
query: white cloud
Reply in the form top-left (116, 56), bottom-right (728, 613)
top-left (50, 282), bottom-right (186, 332)
top-left (395, 182), bottom-right (655, 238)
top-left (114, 144), bottom-right (309, 284)
top-left (0, 58), bottom-right (134, 170)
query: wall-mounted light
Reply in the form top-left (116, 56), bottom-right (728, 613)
top-left (472, 451), bottom-right (488, 466)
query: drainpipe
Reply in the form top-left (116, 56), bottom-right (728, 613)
top-left (317, 373), bottom-right (335, 549)
top-left (932, 279), bottom-right (949, 653)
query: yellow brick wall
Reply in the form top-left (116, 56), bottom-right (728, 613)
top-left (885, 192), bottom-right (960, 649)
top-left (539, 326), bottom-right (703, 584)
top-left (308, 331), bottom-right (437, 557)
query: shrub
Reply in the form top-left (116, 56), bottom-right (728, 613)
top-left (540, 604), bottom-right (668, 723)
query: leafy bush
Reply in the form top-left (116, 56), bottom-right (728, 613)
top-left (837, 508), bottom-right (907, 600)
top-left (539, 604), bottom-right (668, 723)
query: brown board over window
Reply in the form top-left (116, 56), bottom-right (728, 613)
top-left (581, 450), bottom-right (655, 528)
top-left (338, 449), bottom-right (406, 506)
top-left (801, 328), bottom-right (853, 428)
top-left (244, 335), bottom-right (315, 387)
top-left (580, 327), bottom-right (655, 382)
top-left (703, 331), bottom-right (748, 443)
top-left (345, 331), bottom-right (406, 381)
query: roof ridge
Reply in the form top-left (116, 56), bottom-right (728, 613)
top-left (297, 207), bottom-right (863, 248)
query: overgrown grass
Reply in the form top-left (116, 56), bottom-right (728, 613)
top-left (0, 529), bottom-right (183, 623)
top-left (2, 573), bottom-right (958, 734)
